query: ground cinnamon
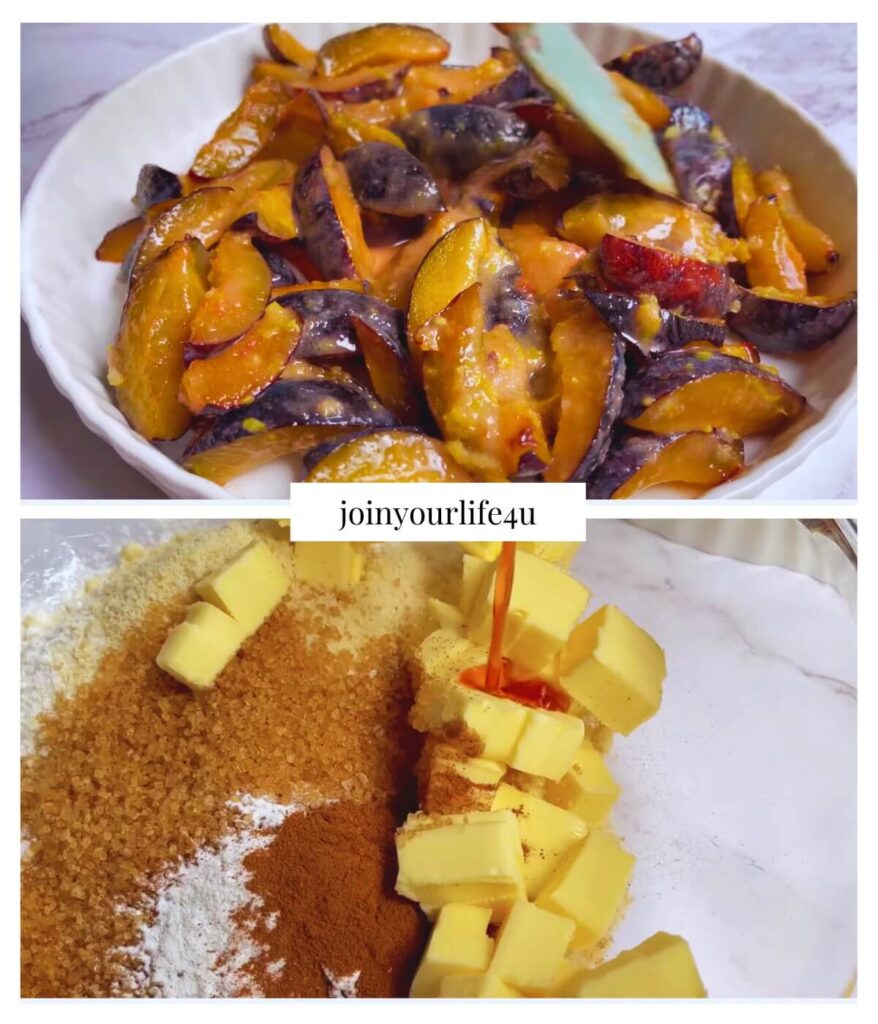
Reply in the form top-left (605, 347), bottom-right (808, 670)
top-left (239, 801), bottom-right (429, 997)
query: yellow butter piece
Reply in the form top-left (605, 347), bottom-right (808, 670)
top-left (421, 743), bottom-right (505, 815)
top-left (196, 540), bottom-right (289, 635)
top-left (428, 597), bottom-right (465, 632)
top-left (449, 753), bottom-right (505, 788)
top-left (545, 738), bottom-right (620, 826)
top-left (410, 631), bottom-right (528, 762)
top-left (559, 605), bottom-right (665, 734)
top-left (558, 932), bottom-right (707, 998)
top-left (439, 973), bottom-right (521, 998)
top-left (396, 810), bottom-right (526, 919)
top-left (410, 904), bottom-right (494, 997)
top-left (519, 542), bottom-right (580, 567)
top-left (469, 551), bottom-right (591, 675)
top-left (508, 707), bottom-right (584, 781)
top-left (459, 541), bottom-right (502, 562)
top-left (537, 829), bottom-right (635, 949)
top-left (491, 900), bottom-right (575, 994)
top-left (461, 554), bottom-right (493, 618)
top-left (156, 602), bottom-right (245, 692)
top-left (411, 629), bottom-right (478, 692)
top-left (492, 783), bottom-right (588, 898)
top-left (294, 541), bottom-right (363, 591)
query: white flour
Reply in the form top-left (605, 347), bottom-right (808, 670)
top-left (115, 796), bottom-right (302, 997)
top-left (324, 967), bottom-right (361, 998)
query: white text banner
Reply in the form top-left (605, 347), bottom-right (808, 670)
top-left (289, 483), bottom-right (586, 542)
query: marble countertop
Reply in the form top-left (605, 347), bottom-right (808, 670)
top-left (20, 23), bottom-right (857, 499)
top-left (576, 520), bottom-right (856, 997)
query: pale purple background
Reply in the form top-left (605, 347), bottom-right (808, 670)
top-left (20, 23), bottom-right (857, 499)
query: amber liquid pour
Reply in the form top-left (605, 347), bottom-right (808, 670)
top-left (459, 542), bottom-right (570, 713)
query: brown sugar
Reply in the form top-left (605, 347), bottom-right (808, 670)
top-left (238, 801), bottom-right (429, 997)
top-left (20, 532), bottom-right (457, 997)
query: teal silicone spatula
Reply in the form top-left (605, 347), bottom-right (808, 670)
top-left (501, 22), bottom-right (677, 195)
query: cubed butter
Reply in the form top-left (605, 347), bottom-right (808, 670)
top-left (396, 810), bottom-right (526, 919)
top-left (508, 707), bottom-right (584, 781)
top-left (461, 554), bottom-right (495, 619)
top-left (439, 973), bottom-right (520, 998)
top-left (559, 605), bottom-right (665, 735)
top-left (156, 602), bottom-right (245, 691)
top-left (491, 900), bottom-right (575, 994)
top-left (196, 540), bottom-right (288, 634)
top-left (459, 541), bottom-right (502, 562)
top-left (410, 631), bottom-right (528, 762)
top-left (410, 904), bottom-right (494, 997)
top-left (537, 829), bottom-right (635, 949)
top-left (492, 784), bottom-right (588, 898)
top-left (421, 743), bottom-right (505, 815)
top-left (469, 551), bottom-right (590, 675)
top-left (411, 629), bottom-right (480, 693)
top-left (519, 542), bottom-right (580, 568)
top-left (428, 597), bottom-right (465, 632)
top-left (544, 739), bottom-right (620, 826)
top-left (557, 932), bottom-right (707, 998)
top-left (293, 541), bottom-right (363, 591)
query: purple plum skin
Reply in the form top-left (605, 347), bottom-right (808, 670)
top-left (341, 142), bottom-right (442, 217)
top-left (620, 349), bottom-right (805, 425)
top-left (183, 377), bottom-right (396, 460)
top-left (727, 287), bottom-right (857, 355)
top-left (604, 33), bottom-right (703, 90)
top-left (587, 427), bottom-right (743, 498)
top-left (273, 288), bottom-right (406, 362)
top-left (584, 289), bottom-right (726, 356)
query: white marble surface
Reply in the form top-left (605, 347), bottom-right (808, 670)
top-left (19, 520), bottom-right (857, 994)
top-left (575, 520), bottom-right (856, 997)
top-left (20, 23), bottom-right (857, 499)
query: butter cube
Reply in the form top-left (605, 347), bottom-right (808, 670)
top-left (156, 602), bottom-right (245, 691)
top-left (459, 541), bottom-right (502, 562)
top-left (421, 684), bottom-right (528, 762)
top-left (196, 540), bottom-right (288, 634)
top-left (461, 554), bottom-right (494, 618)
top-left (411, 629), bottom-right (479, 692)
top-left (519, 542), bottom-right (580, 568)
top-left (545, 739), bottom-right (620, 826)
top-left (537, 829), bottom-right (635, 949)
top-left (558, 932), bottom-right (707, 998)
top-left (428, 597), bottom-right (465, 632)
top-left (559, 605), bottom-right (665, 735)
top-left (491, 901), bottom-right (575, 994)
top-left (439, 973), bottom-right (520, 998)
top-left (469, 551), bottom-right (590, 675)
top-left (421, 742), bottom-right (505, 815)
top-left (294, 541), bottom-right (363, 591)
top-left (508, 708), bottom-right (584, 781)
top-left (410, 631), bottom-right (528, 761)
top-left (492, 784), bottom-right (588, 898)
top-left (410, 904), bottom-right (494, 997)
top-left (396, 810), bottom-right (526, 919)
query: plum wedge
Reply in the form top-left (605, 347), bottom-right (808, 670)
top-left (588, 428), bottom-right (744, 498)
top-left (598, 235), bottom-right (737, 318)
top-left (544, 306), bottom-right (626, 482)
top-left (583, 289), bottom-right (726, 356)
top-left (306, 429), bottom-right (469, 481)
top-left (604, 34), bottom-right (703, 90)
top-left (108, 238), bottom-right (209, 440)
top-left (183, 375), bottom-right (395, 484)
top-left (622, 349), bottom-right (805, 436)
top-left (727, 287), bottom-right (857, 355)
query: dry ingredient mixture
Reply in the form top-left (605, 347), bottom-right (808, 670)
top-left (21, 525), bottom-right (456, 997)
